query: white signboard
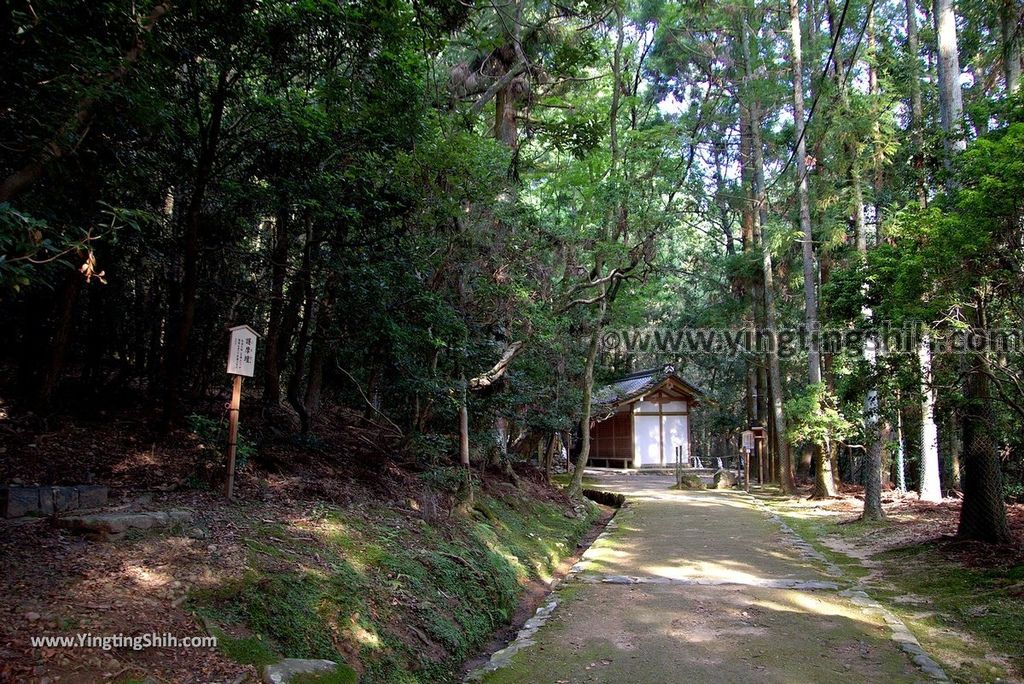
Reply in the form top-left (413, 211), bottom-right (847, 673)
top-left (741, 430), bottom-right (755, 451)
top-left (226, 324), bottom-right (258, 377)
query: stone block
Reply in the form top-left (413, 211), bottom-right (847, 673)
top-left (37, 486), bottom-right (54, 514)
top-left (75, 485), bottom-right (108, 509)
top-left (52, 486), bottom-right (80, 513)
top-left (56, 509), bottom-right (194, 540)
top-left (2, 484), bottom-right (109, 517)
top-left (2, 486), bottom-right (40, 518)
top-left (263, 659), bottom-right (350, 684)
top-left (713, 469), bottom-right (737, 489)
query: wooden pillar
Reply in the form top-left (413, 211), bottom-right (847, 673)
top-left (224, 374), bottom-right (242, 499)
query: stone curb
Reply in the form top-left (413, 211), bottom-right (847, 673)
top-left (738, 493), bottom-right (845, 577)
top-left (55, 509), bottom-right (194, 541)
top-left (840, 589), bottom-right (949, 681)
top-left (1, 484), bottom-right (108, 518)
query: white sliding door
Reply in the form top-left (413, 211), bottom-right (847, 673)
top-left (633, 415), bottom-right (661, 466)
top-left (662, 414), bottom-right (689, 465)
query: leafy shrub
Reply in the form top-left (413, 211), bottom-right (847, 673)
top-left (406, 432), bottom-right (457, 465)
top-left (187, 413), bottom-right (256, 476)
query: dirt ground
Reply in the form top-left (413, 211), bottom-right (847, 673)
top-left (0, 489), bottom-right (254, 683)
top-left (0, 399), bottom-right (588, 683)
top-left (775, 486), bottom-right (1024, 565)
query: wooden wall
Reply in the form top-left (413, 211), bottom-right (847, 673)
top-left (591, 409), bottom-right (633, 465)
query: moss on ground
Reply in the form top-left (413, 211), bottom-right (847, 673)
top-left (291, 665), bottom-right (360, 684)
top-left (190, 488), bottom-right (599, 683)
top-left (550, 472), bottom-right (598, 489)
top-left (870, 545), bottom-right (1023, 683)
top-left (759, 495), bottom-right (1023, 683)
top-left (206, 624), bottom-right (278, 666)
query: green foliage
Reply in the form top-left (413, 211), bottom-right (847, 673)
top-left (416, 465), bottom-right (471, 497)
top-left (785, 384), bottom-right (856, 451)
top-left (406, 434), bottom-right (459, 466)
top-left (186, 413), bottom-right (255, 472)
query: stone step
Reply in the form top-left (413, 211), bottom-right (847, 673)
top-left (56, 509), bottom-right (193, 541)
top-left (263, 658), bottom-right (357, 684)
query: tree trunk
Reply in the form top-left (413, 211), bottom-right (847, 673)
top-left (33, 266), bottom-right (83, 409)
top-left (303, 334), bottom-right (325, 423)
top-left (868, 12), bottom-right (884, 233)
top-left (918, 334), bottom-right (943, 501)
top-left (1001, 0), bottom-right (1021, 93)
top-left (957, 297), bottom-right (1010, 543)
top-left (457, 373), bottom-right (473, 505)
top-left (905, 0), bottom-right (928, 206)
top-left (262, 210), bottom-right (291, 408)
top-left (907, 0), bottom-right (941, 503)
top-left (860, 312), bottom-right (884, 518)
top-left (569, 303), bottom-right (605, 498)
top-left (738, 48), bottom-right (763, 441)
top-left (790, 0), bottom-right (834, 497)
top-left (163, 69), bottom-right (231, 422)
top-left (832, 7), bottom-right (884, 516)
top-left (569, 9), bottom-right (624, 499)
top-left (744, 15), bottom-right (793, 493)
top-left (286, 224), bottom-right (315, 435)
top-left (949, 415), bottom-right (963, 490)
top-left (895, 396), bottom-right (908, 492)
top-left (459, 378), bottom-right (470, 467)
top-left (302, 280), bottom-right (334, 423)
top-left (543, 433), bottom-right (557, 484)
top-left (933, 0), bottom-right (965, 163)
top-left (760, 195), bottom-right (790, 491)
top-left (854, 155), bottom-right (885, 519)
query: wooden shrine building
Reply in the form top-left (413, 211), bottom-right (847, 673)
top-left (587, 366), bottom-right (703, 469)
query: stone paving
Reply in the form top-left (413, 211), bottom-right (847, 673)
top-left (468, 470), bottom-right (948, 684)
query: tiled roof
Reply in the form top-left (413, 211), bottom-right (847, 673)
top-left (592, 365), bottom-right (702, 408)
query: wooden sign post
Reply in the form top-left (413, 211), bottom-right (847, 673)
top-left (741, 430), bottom-right (754, 492)
top-left (225, 324), bottom-right (258, 500)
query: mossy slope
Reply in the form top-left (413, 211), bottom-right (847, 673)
top-left (192, 486), bottom-right (598, 683)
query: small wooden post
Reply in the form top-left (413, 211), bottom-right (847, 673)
top-left (225, 374), bottom-right (242, 499)
top-left (760, 441), bottom-right (765, 484)
top-left (744, 449), bottom-right (751, 491)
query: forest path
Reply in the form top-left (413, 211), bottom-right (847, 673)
top-left (475, 471), bottom-right (936, 683)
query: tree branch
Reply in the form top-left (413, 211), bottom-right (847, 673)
top-left (468, 341), bottom-right (525, 390)
top-left (0, 2), bottom-right (172, 203)
top-left (468, 61), bottom-right (526, 119)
